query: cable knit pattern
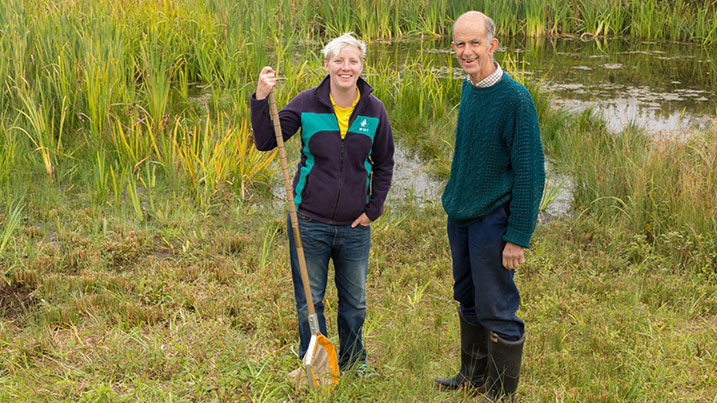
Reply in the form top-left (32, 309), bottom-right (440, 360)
top-left (442, 74), bottom-right (545, 248)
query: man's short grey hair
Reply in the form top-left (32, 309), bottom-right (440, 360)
top-left (483, 16), bottom-right (496, 41)
top-left (452, 12), bottom-right (497, 42)
top-left (321, 32), bottom-right (367, 61)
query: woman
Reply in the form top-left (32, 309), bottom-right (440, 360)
top-left (250, 33), bottom-right (394, 375)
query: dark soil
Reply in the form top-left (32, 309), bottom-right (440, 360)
top-left (0, 282), bottom-right (35, 319)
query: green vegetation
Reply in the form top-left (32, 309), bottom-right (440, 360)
top-left (0, 0), bottom-right (715, 401)
top-left (476, 0), bottom-right (717, 43)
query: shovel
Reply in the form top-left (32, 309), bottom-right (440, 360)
top-left (268, 89), bottom-right (340, 390)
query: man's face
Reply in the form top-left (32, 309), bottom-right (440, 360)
top-left (324, 45), bottom-right (363, 92)
top-left (451, 17), bottom-right (498, 83)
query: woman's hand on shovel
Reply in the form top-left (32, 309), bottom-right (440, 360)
top-left (256, 66), bottom-right (278, 100)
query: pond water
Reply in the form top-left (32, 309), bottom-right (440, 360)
top-left (372, 36), bottom-right (717, 136)
top-left (509, 37), bottom-right (716, 135)
top-left (373, 36), bottom-right (716, 218)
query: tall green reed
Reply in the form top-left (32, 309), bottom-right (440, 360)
top-left (14, 85), bottom-right (67, 177)
top-left (395, 0), bottom-right (450, 37)
top-left (49, 42), bottom-right (83, 132)
top-left (694, 1), bottom-right (717, 44)
top-left (546, 0), bottom-right (575, 35)
top-left (110, 116), bottom-right (155, 169)
top-left (355, 0), bottom-right (393, 39)
top-left (320, 0), bottom-right (354, 38)
top-left (630, 0), bottom-right (661, 40)
top-left (0, 116), bottom-right (16, 186)
top-left (126, 173), bottom-right (145, 223)
top-left (85, 49), bottom-right (126, 142)
top-left (525, 0), bottom-right (548, 37)
top-left (139, 42), bottom-right (180, 128)
top-left (579, 0), bottom-right (610, 36)
top-left (92, 151), bottom-right (111, 206)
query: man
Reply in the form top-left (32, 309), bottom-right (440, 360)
top-left (434, 11), bottom-right (545, 402)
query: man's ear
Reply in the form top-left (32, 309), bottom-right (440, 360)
top-left (489, 38), bottom-right (499, 55)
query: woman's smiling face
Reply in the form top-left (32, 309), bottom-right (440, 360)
top-left (324, 45), bottom-right (363, 91)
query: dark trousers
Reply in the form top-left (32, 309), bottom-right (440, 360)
top-left (447, 205), bottom-right (524, 341)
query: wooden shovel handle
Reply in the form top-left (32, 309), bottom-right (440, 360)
top-left (268, 89), bottom-right (316, 316)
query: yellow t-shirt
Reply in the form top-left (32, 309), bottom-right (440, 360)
top-left (330, 88), bottom-right (360, 140)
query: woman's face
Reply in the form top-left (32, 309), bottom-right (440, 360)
top-left (324, 45), bottom-right (363, 92)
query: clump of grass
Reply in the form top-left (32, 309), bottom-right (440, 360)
top-left (14, 86), bottom-right (67, 177)
top-left (0, 115), bottom-right (17, 186)
top-left (525, 0), bottom-right (548, 37)
top-left (0, 201), bottom-right (24, 257)
top-left (541, 108), bottom-right (716, 275)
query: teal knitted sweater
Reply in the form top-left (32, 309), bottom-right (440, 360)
top-left (442, 74), bottom-right (545, 248)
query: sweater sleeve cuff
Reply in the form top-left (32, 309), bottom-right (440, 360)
top-left (502, 228), bottom-right (532, 249)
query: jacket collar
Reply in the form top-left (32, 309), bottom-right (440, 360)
top-left (313, 75), bottom-right (374, 108)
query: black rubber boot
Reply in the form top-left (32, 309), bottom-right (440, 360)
top-left (435, 311), bottom-right (489, 392)
top-left (482, 332), bottom-right (525, 403)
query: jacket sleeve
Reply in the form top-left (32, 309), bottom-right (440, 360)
top-left (250, 92), bottom-right (302, 151)
top-left (365, 102), bottom-right (395, 221)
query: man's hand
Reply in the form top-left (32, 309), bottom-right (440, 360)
top-left (351, 213), bottom-right (371, 228)
top-left (502, 242), bottom-right (525, 270)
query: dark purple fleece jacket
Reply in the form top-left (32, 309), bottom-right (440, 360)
top-left (250, 75), bottom-right (394, 225)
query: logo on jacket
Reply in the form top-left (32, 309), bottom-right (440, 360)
top-left (359, 119), bottom-right (369, 132)
top-left (350, 115), bottom-right (378, 138)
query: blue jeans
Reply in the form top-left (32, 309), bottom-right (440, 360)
top-left (287, 213), bottom-right (371, 368)
top-left (447, 205), bottom-right (525, 341)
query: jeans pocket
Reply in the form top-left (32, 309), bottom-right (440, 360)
top-left (297, 213), bottom-right (314, 223)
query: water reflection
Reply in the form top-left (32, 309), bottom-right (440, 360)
top-left (371, 36), bottom-right (717, 135)
top-left (386, 145), bottom-right (442, 204)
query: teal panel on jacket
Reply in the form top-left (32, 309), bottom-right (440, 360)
top-left (349, 115), bottom-right (379, 141)
top-left (302, 112), bottom-right (340, 138)
top-left (294, 113), bottom-right (338, 207)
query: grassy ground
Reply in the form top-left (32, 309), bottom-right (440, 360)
top-left (0, 184), bottom-right (714, 401)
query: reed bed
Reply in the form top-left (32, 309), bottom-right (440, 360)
top-left (539, 107), bottom-right (717, 277)
top-left (1, 0), bottom-right (715, 192)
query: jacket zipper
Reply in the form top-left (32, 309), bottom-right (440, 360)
top-left (330, 139), bottom-right (345, 222)
top-left (328, 92), bottom-right (362, 223)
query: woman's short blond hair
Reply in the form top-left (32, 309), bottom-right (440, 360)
top-left (321, 32), bottom-right (367, 61)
